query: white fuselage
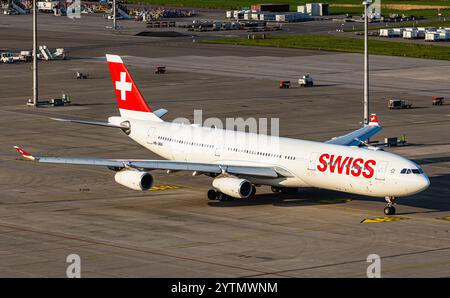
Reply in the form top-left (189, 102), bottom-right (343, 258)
top-left (116, 115), bottom-right (429, 198)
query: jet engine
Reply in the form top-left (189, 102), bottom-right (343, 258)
top-left (212, 177), bottom-right (253, 199)
top-left (114, 170), bottom-right (153, 191)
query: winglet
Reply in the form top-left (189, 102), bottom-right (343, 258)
top-left (14, 146), bottom-right (35, 161)
top-left (369, 114), bottom-right (379, 126)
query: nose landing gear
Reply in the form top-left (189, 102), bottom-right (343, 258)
top-left (384, 196), bottom-right (397, 215)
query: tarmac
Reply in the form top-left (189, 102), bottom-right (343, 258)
top-left (0, 13), bottom-right (449, 277)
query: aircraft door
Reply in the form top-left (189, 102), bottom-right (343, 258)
top-left (146, 127), bottom-right (156, 144)
top-left (308, 152), bottom-right (319, 170)
top-left (214, 141), bottom-right (222, 157)
top-left (375, 161), bottom-right (388, 180)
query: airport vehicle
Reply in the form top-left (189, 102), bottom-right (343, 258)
top-left (279, 80), bottom-right (290, 89)
top-left (299, 74), bottom-right (313, 87)
top-left (432, 96), bottom-right (444, 105)
top-left (14, 55), bottom-right (430, 215)
top-left (1, 52), bottom-right (14, 63)
top-left (3, 9), bottom-right (19, 15)
top-left (37, 1), bottom-right (58, 13)
top-left (388, 99), bottom-right (412, 109)
top-left (155, 66), bottom-right (166, 74)
top-left (76, 71), bottom-right (88, 79)
top-left (18, 51), bottom-right (32, 62)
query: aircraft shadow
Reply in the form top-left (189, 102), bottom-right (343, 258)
top-left (208, 188), bottom-right (359, 208)
top-left (414, 156), bottom-right (450, 165)
top-left (208, 174), bottom-right (450, 213)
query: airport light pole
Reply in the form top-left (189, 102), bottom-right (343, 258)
top-left (113, 0), bottom-right (117, 30)
top-left (363, 0), bottom-right (372, 125)
top-left (32, 0), bottom-right (38, 106)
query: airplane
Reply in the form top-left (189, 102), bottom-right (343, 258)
top-left (14, 54), bottom-right (430, 215)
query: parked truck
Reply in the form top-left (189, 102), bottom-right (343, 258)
top-left (299, 74), bottom-right (313, 87)
top-left (388, 99), bottom-right (412, 109)
top-left (19, 51), bottom-right (32, 62)
top-left (432, 96), bottom-right (444, 105)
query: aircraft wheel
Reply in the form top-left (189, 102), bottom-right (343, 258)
top-left (384, 206), bottom-right (396, 215)
top-left (281, 187), bottom-right (297, 194)
top-left (217, 192), bottom-right (231, 202)
top-left (207, 189), bottom-right (217, 200)
top-left (271, 186), bottom-right (280, 193)
top-left (249, 185), bottom-right (256, 198)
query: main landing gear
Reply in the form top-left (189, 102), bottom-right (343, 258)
top-left (271, 186), bottom-right (297, 194)
top-left (384, 196), bottom-right (397, 215)
top-left (207, 189), bottom-right (232, 201)
top-left (207, 185), bottom-right (256, 202)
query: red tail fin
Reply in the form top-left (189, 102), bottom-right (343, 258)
top-left (106, 54), bottom-right (152, 113)
top-left (369, 114), bottom-right (379, 126)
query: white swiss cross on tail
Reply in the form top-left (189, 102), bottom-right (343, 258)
top-left (116, 72), bottom-right (132, 101)
top-left (106, 54), bottom-right (153, 113)
top-left (369, 114), bottom-right (379, 126)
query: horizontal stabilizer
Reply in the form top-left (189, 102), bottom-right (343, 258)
top-left (51, 118), bottom-right (129, 129)
top-left (325, 114), bottom-right (382, 146)
top-left (153, 108), bottom-right (168, 118)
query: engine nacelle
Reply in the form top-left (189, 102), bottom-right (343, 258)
top-left (114, 170), bottom-right (153, 191)
top-left (212, 177), bottom-right (253, 199)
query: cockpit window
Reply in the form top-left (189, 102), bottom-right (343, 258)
top-left (401, 168), bottom-right (424, 174)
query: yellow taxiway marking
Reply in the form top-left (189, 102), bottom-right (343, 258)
top-left (150, 185), bottom-right (180, 191)
top-left (441, 216), bottom-right (450, 221)
top-left (361, 216), bottom-right (408, 223)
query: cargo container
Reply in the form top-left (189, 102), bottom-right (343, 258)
top-left (403, 29), bottom-right (418, 39)
top-left (437, 29), bottom-right (450, 40)
top-left (391, 28), bottom-right (404, 37)
top-left (379, 28), bottom-right (393, 37)
top-left (259, 13), bottom-right (275, 21)
top-left (275, 12), bottom-right (307, 22)
top-left (297, 5), bottom-right (307, 13)
top-left (306, 3), bottom-right (328, 16)
top-left (425, 32), bottom-right (440, 41)
top-left (251, 12), bottom-right (260, 20)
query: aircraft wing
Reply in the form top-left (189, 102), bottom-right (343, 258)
top-left (14, 147), bottom-right (280, 178)
top-left (325, 114), bottom-right (381, 146)
top-left (51, 118), bottom-right (129, 129)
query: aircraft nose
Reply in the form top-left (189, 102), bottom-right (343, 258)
top-left (417, 175), bottom-right (430, 192)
